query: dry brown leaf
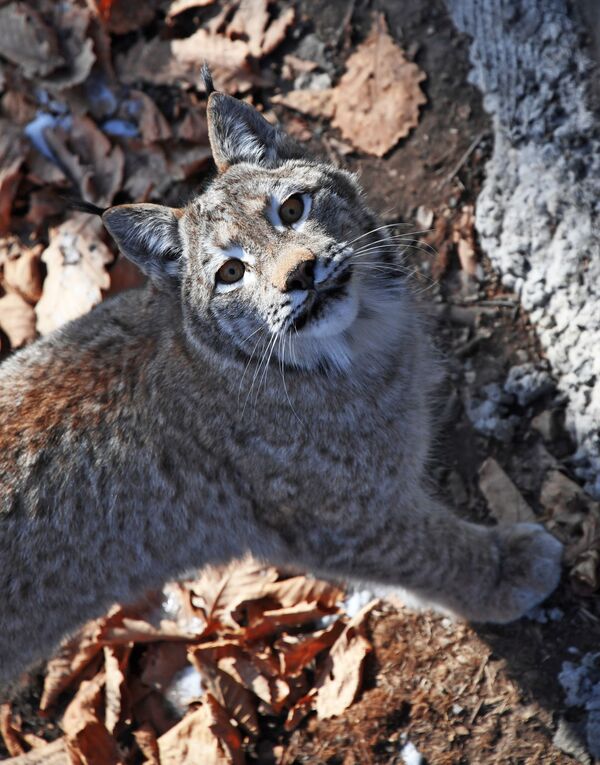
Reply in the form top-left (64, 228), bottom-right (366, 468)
top-left (571, 547), bottom-right (600, 595)
top-left (244, 602), bottom-right (337, 641)
top-left (284, 690), bottom-right (316, 732)
top-left (210, 645), bottom-right (289, 711)
top-left (0, 703), bottom-right (27, 756)
top-left (453, 205), bottom-right (478, 276)
top-left (133, 723), bottom-right (160, 765)
top-left (261, 6), bottom-right (295, 56)
top-left (187, 557), bottom-right (279, 632)
top-left (140, 642), bottom-right (189, 692)
top-left (122, 144), bottom-right (170, 201)
top-left (3, 245), bottom-right (43, 304)
top-left (38, 3), bottom-right (95, 91)
top-left (103, 645), bottom-right (130, 735)
top-left (272, 89), bottom-right (335, 120)
top-left (116, 37), bottom-right (197, 88)
top-left (62, 676), bottom-right (124, 765)
top-left (0, 292), bottom-right (36, 349)
top-left (92, 0), bottom-right (159, 35)
top-left (172, 28), bottom-right (249, 72)
top-left (210, 667), bottom-right (260, 736)
top-left (424, 215), bottom-right (452, 280)
top-left (176, 110), bottom-right (209, 144)
top-left (283, 115), bottom-right (313, 142)
top-left (118, 33), bottom-right (250, 93)
top-left (98, 616), bottom-right (197, 644)
top-left (262, 575), bottom-right (344, 610)
top-left (282, 54), bottom-right (319, 78)
top-left (0, 3), bottom-right (64, 79)
top-left (190, 649), bottom-right (259, 736)
top-left (478, 457), bottom-right (536, 525)
top-left (129, 677), bottom-right (177, 738)
top-left (0, 718), bottom-right (48, 758)
top-left (1, 90), bottom-right (37, 126)
top-left (166, 144), bottom-right (212, 180)
top-left (166, 0), bottom-right (216, 20)
top-left (130, 90), bottom-right (172, 144)
top-left (0, 119), bottom-right (28, 233)
top-left (276, 14), bottom-right (426, 156)
top-left (157, 695), bottom-right (244, 765)
top-left (41, 608), bottom-right (129, 711)
top-left (330, 14), bottom-right (426, 156)
top-left (44, 116), bottom-right (124, 207)
top-left (207, 0), bottom-right (294, 58)
top-left (35, 214), bottom-right (112, 335)
top-left (314, 600), bottom-right (378, 720)
top-left (274, 619), bottom-right (346, 677)
top-left (226, 0), bottom-right (269, 57)
top-left (540, 469), bottom-right (588, 516)
top-left (0, 738), bottom-right (70, 764)
top-left (26, 151), bottom-right (66, 187)
top-left (118, 2), bottom-right (291, 93)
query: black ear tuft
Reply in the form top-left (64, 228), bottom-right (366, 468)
top-left (102, 204), bottom-right (184, 286)
top-left (206, 92), bottom-right (304, 172)
top-left (201, 63), bottom-right (215, 96)
top-left (59, 191), bottom-right (107, 217)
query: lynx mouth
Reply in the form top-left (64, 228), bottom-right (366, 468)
top-left (291, 285), bottom-right (347, 331)
top-left (290, 264), bottom-right (356, 334)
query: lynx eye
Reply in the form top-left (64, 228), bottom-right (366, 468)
top-left (279, 194), bottom-right (304, 225)
top-left (217, 258), bottom-right (245, 284)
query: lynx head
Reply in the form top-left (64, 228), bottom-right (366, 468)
top-left (103, 81), bottom-right (406, 372)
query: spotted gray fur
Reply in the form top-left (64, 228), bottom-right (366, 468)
top-left (0, 88), bottom-right (563, 689)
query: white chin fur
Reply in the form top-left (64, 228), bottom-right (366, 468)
top-left (300, 284), bottom-right (360, 339)
top-left (280, 272), bottom-right (404, 372)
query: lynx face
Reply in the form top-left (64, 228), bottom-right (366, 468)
top-left (103, 89), bottom-right (404, 371)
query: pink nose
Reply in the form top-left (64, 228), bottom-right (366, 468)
top-left (284, 259), bottom-right (315, 292)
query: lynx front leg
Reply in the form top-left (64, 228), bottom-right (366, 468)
top-left (292, 497), bottom-right (563, 624)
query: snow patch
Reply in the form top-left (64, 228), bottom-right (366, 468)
top-left (400, 739), bottom-right (425, 765)
top-left (164, 666), bottom-right (204, 717)
top-left (559, 652), bottom-right (600, 758)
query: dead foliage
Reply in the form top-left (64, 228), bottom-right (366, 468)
top-left (274, 14), bottom-right (427, 156)
top-left (0, 0), bottom-right (298, 351)
top-left (0, 558), bottom-right (378, 763)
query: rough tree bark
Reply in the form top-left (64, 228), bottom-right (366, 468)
top-left (446, 0), bottom-right (600, 497)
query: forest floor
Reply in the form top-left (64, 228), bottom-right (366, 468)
top-left (1, 1), bottom-right (600, 763)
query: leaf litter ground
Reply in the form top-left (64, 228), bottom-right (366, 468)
top-left (1, 0), bottom-right (600, 763)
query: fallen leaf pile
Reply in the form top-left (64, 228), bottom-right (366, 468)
top-left (0, 0), bottom-right (428, 354)
top-left (0, 558), bottom-right (378, 763)
top-left (0, 0), bottom-right (297, 352)
top-left (273, 14), bottom-right (427, 157)
top-left (542, 469), bottom-right (600, 595)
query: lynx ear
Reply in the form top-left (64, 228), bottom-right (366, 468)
top-left (102, 204), bottom-right (184, 285)
top-left (207, 92), bottom-right (303, 172)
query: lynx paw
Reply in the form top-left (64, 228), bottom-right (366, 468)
top-left (485, 523), bottom-right (563, 623)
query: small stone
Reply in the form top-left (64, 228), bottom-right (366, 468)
top-left (415, 205), bottom-right (434, 229)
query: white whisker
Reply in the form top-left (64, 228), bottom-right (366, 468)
top-left (242, 331), bottom-right (273, 417)
top-left (278, 333), bottom-right (304, 426)
top-left (237, 326), bottom-right (267, 405)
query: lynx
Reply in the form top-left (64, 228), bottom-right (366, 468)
top-left (0, 75), bottom-right (562, 688)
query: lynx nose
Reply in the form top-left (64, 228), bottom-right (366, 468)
top-left (284, 258), bottom-right (315, 292)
